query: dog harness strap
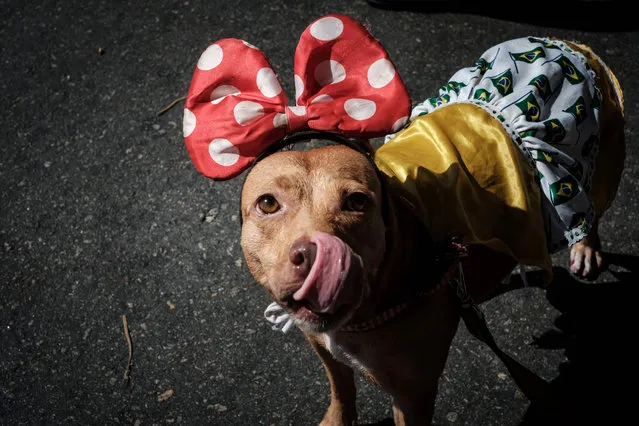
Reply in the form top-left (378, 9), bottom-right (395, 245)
top-left (453, 265), bottom-right (552, 404)
top-left (182, 14), bottom-right (410, 180)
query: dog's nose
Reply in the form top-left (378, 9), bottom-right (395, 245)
top-left (289, 240), bottom-right (317, 277)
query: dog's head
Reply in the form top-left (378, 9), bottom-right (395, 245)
top-left (180, 15), bottom-right (411, 331)
top-left (240, 142), bottom-right (387, 332)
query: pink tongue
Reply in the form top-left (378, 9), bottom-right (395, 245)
top-left (292, 231), bottom-right (362, 313)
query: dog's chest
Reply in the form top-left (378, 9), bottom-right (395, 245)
top-left (321, 332), bottom-right (370, 373)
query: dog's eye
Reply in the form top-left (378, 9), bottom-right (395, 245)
top-left (342, 192), bottom-right (370, 213)
top-left (257, 194), bottom-right (280, 214)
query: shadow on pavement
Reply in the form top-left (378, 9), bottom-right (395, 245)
top-left (366, 1), bottom-right (638, 32)
top-left (347, 253), bottom-right (635, 426)
top-left (517, 255), bottom-right (636, 425)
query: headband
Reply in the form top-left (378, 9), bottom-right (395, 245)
top-left (182, 14), bottom-right (411, 180)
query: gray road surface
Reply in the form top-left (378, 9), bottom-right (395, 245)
top-left (1, 1), bottom-right (637, 425)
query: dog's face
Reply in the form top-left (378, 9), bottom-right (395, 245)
top-left (240, 144), bottom-right (387, 332)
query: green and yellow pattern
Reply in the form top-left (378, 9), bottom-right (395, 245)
top-left (515, 93), bottom-right (542, 122)
top-left (529, 75), bottom-right (553, 103)
top-left (542, 119), bottom-right (566, 143)
top-left (549, 175), bottom-right (581, 206)
top-left (554, 55), bottom-right (585, 85)
top-left (511, 47), bottom-right (546, 64)
top-left (490, 69), bottom-right (514, 96)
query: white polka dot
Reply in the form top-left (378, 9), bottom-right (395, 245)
top-left (197, 44), bottom-right (223, 71)
top-left (210, 85), bottom-right (240, 104)
top-left (273, 113), bottom-right (287, 128)
top-left (288, 106), bottom-right (306, 116)
top-left (294, 74), bottom-right (304, 104)
top-left (311, 94), bottom-right (333, 104)
top-left (256, 68), bottom-right (282, 98)
top-left (391, 116), bottom-right (408, 132)
top-left (344, 99), bottom-right (376, 121)
top-left (367, 58), bottom-right (396, 89)
top-left (208, 138), bottom-right (240, 166)
top-left (234, 101), bottom-right (264, 126)
top-left (242, 40), bottom-right (259, 50)
top-left (183, 108), bottom-right (196, 137)
top-left (310, 16), bottom-right (344, 41)
top-left (314, 60), bottom-right (346, 86)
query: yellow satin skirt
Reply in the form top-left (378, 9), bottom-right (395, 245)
top-left (375, 103), bottom-right (552, 274)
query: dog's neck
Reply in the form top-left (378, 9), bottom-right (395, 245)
top-left (347, 186), bottom-right (439, 325)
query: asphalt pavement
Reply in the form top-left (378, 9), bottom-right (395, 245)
top-left (1, 1), bottom-right (638, 425)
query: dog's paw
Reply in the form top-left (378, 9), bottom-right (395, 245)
top-left (570, 237), bottom-right (603, 278)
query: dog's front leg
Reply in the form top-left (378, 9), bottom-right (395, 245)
top-left (391, 385), bottom-right (438, 426)
top-left (306, 333), bottom-right (357, 426)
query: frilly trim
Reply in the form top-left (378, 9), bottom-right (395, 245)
top-left (565, 204), bottom-right (595, 247)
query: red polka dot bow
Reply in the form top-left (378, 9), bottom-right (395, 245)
top-left (183, 14), bottom-right (411, 180)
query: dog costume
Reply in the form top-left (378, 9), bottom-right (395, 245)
top-left (377, 36), bottom-right (624, 276)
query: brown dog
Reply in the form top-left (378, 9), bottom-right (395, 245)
top-left (237, 45), bottom-right (625, 425)
top-left (181, 14), bottom-right (624, 424)
top-left (241, 140), bottom-right (531, 425)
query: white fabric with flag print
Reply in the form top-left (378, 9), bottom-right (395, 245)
top-left (402, 37), bottom-right (602, 251)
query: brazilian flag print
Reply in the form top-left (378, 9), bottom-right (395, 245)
top-left (542, 119), bottom-right (567, 143)
top-left (529, 75), bottom-right (552, 103)
top-left (563, 96), bottom-right (588, 125)
top-left (527, 37), bottom-right (562, 50)
top-left (535, 150), bottom-right (556, 165)
top-left (515, 93), bottom-right (542, 122)
top-left (472, 57), bottom-right (495, 74)
top-left (549, 175), bottom-right (581, 206)
top-left (445, 81), bottom-right (467, 95)
top-left (436, 94), bottom-right (450, 106)
top-left (519, 129), bottom-right (537, 138)
top-left (554, 55), bottom-right (585, 85)
top-left (490, 69), bottom-right (514, 96)
top-left (429, 94), bottom-right (450, 108)
top-left (473, 89), bottom-right (492, 102)
top-left (568, 212), bottom-right (587, 229)
top-left (511, 47), bottom-right (546, 64)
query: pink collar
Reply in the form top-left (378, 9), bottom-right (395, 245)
top-left (340, 261), bottom-right (460, 333)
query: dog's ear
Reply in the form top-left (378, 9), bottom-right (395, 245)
top-left (374, 168), bottom-right (392, 231)
top-left (360, 139), bottom-right (377, 156)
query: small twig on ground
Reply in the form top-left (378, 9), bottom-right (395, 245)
top-left (122, 314), bottom-right (133, 385)
top-left (158, 389), bottom-right (175, 402)
top-left (157, 96), bottom-right (186, 116)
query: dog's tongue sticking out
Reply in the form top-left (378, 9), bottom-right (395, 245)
top-left (293, 232), bottom-right (363, 314)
